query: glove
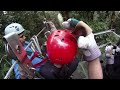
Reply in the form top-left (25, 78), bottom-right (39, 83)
top-left (49, 21), bottom-right (57, 32)
top-left (63, 18), bottom-right (101, 61)
top-left (45, 21), bottom-right (57, 32)
top-left (78, 33), bottom-right (101, 61)
top-left (62, 18), bottom-right (79, 29)
top-left (105, 45), bottom-right (114, 64)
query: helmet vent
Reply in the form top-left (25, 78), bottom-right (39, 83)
top-left (57, 31), bottom-right (60, 32)
top-left (54, 35), bottom-right (59, 37)
top-left (61, 38), bottom-right (64, 42)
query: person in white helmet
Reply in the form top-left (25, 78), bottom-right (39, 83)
top-left (62, 18), bottom-right (103, 79)
top-left (4, 23), bottom-right (45, 79)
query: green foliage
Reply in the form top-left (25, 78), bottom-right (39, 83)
top-left (113, 14), bottom-right (120, 34)
top-left (87, 21), bottom-right (109, 33)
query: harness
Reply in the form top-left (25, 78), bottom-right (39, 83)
top-left (29, 51), bottom-right (48, 68)
top-left (3, 32), bottom-right (48, 79)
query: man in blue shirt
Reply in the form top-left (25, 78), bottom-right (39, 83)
top-left (4, 23), bottom-right (44, 79)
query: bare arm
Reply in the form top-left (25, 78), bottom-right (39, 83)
top-left (75, 21), bottom-right (93, 36)
top-left (88, 58), bottom-right (103, 79)
top-left (78, 21), bottom-right (93, 32)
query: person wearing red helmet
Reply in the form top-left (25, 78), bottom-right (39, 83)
top-left (39, 29), bottom-right (80, 79)
top-left (62, 18), bottom-right (103, 79)
top-left (47, 30), bottom-right (77, 64)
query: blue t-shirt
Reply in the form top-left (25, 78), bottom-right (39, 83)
top-left (12, 41), bottom-right (44, 79)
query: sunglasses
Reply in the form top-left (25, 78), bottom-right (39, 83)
top-left (19, 34), bottom-right (24, 38)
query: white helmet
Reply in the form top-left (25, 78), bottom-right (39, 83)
top-left (4, 23), bottom-right (25, 35)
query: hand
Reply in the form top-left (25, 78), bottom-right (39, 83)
top-left (78, 33), bottom-right (101, 61)
top-left (105, 45), bottom-right (114, 64)
top-left (19, 66), bottom-right (28, 79)
top-left (47, 21), bottom-right (57, 32)
top-left (62, 18), bottom-right (80, 29)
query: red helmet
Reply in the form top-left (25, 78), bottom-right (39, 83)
top-left (46, 29), bottom-right (78, 64)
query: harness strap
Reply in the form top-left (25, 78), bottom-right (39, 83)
top-left (21, 55), bottom-right (31, 64)
top-left (28, 51), bottom-right (48, 68)
top-left (33, 57), bottom-right (48, 68)
top-left (30, 51), bottom-right (39, 61)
